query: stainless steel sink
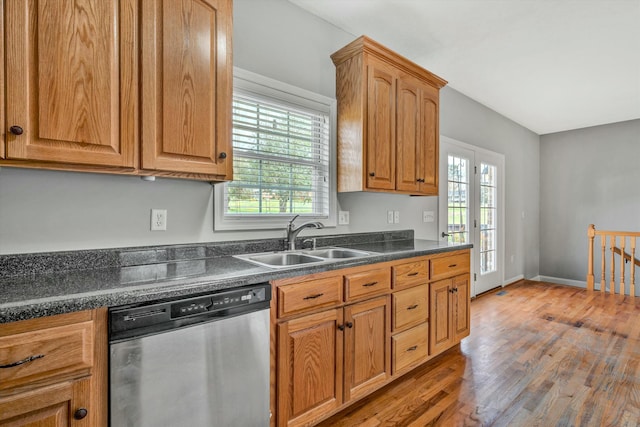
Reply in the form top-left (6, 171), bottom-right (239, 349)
top-left (302, 248), bottom-right (371, 259)
top-left (236, 252), bottom-right (326, 268)
top-left (234, 246), bottom-right (376, 269)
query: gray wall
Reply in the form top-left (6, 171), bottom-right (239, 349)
top-left (0, 0), bottom-right (541, 284)
top-left (540, 119), bottom-right (640, 282)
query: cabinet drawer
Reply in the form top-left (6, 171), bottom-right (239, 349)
top-left (430, 252), bottom-right (469, 281)
top-left (344, 268), bottom-right (391, 301)
top-left (0, 321), bottom-right (94, 392)
top-left (392, 284), bottom-right (428, 332)
top-left (392, 323), bottom-right (429, 374)
top-left (392, 259), bottom-right (428, 290)
top-left (278, 276), bottom-right (343, 317)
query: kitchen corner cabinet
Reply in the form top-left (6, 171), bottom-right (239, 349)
top-left (0, 309), bottom-right (107, 427)
top-left (331, 36), bottom-right (446, 196)
top-left (1, 0), bottom-right (232, 182)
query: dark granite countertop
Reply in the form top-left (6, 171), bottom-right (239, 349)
top-left (0, 230), bottom-right (471, 323)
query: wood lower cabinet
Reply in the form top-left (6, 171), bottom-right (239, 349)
top-left (0, 309), bottom-right (107, 427)
top-left (1, 0), bottom-right (232, 182)
top-left (343, 296), bottom-right (390, 402)
top-left (277, 309), bottom-right (344, 427)
top-left (0, 379), bottom-right (90, 427)
top-left (429, 273), bottom-right (471, 355)
top-left (331, 36), bottom-right (447, 196)
top-left (273, 250), bottom-right (470, 427)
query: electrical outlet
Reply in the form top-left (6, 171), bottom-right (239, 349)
top-left (394, 211), bottom-right (400, 223)
top-left (338, 210), bottom-right (350, 225)
top-left (422, 211), bottom-right (435, 223)
top-left (151, 209), bottom-right (167, 231)
top-left (387, 211), bottom-right (394, 224)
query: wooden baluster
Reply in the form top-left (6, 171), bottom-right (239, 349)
top-left (631, 237), bottom-right (636, 297)
top-left (587, 224), bottom-right (595, 291)
top-left (620, 236), bottom-right (626, 295)
top-left (610, 235), bottom-right (616, 294)
top-left (600, 235), bottom-right (606, 292)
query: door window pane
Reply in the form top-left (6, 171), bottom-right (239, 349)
top-left (447, 155), bottom-right (469, 244)
top-left (480, 163), bottom-right (497, 274)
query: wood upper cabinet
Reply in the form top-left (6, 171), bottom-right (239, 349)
top-left (277, 309), bottom-right (343, 427)
top-left (332, 36), bottom-right (446, 196)
top-left (343, 296), bottom-right (390, 402)
top-left (396, 76), bottom-right (439, 195)
top-left (1, 0), bottom-right (232, 181)
top-left (4, 0), bottom-right (137, 168)
top-left (140, 0), bottom-right (232, 179)
top-left (366, 59), bottom-right (396, 190)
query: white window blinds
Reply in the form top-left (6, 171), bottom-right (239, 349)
top-left (224, 90), bottom-right (330, 218)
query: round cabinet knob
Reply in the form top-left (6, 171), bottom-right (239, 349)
top-left (73, 408), bottom-right (88, 420)
top-left (219, 152), bottom-right (227, 159)
top-left (368, 172), bottom-right (375, 177)
top-left (9, 125), bottom-right (24, 136)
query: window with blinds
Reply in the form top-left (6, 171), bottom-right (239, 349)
top-left (224, 90), bottom-right (330, 218)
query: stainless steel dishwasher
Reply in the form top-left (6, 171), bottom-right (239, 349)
top-left (109, 283), bottom-right (271, 427)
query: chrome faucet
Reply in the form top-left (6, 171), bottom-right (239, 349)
top-left (286, 215), bottom-right (324, 250)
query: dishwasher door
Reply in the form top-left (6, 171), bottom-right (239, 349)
top-left (110, 308), bottom-right (270, 427)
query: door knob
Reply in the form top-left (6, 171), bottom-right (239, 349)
top-left (441, 232), bottom-right (450, 238)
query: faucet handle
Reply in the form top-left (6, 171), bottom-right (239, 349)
top-left (288, 214), bottom-right (300, 228)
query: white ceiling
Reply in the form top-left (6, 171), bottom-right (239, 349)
top-left (289, 0), bottom-right (640, 135)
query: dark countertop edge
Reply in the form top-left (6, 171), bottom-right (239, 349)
top-left (0, 242), bottom-right (472, 323)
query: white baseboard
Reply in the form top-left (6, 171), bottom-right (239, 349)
top-left (503, 275), bottom-right (524, 286)
top-left (534, 275), bottom-right (587, 289)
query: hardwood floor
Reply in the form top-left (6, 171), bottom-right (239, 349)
top-left (316, 280), bottom-right (640, 426)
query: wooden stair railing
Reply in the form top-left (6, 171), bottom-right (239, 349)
top-left (587, 224), bottom-right (640, 296)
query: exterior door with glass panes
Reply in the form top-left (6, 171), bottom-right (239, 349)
top-left (439, 137), bottom-right (504, 297)
top-left (473, 151), bottom-right (503, 295)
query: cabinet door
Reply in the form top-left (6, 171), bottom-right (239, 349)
top-left (4, 0), bottom-right (136, 168)
top-left (344, 296), bottom-right (390, 402)
top-left (365, 60), bottom-right (395, 190)
top-left (277, 309), bottom-right (343, 427)
top-left (395, 77), bottom-right (421, 193)
top-left (453, 274), bottom-right (471, 342)
top-left (0, 379), bottom-right (90, 427)
top-left (429, 279), bottom-right (454, 355)
top-left (141, 0), bottom-right (232, 178)
top-left (418, 84), bottom-right (439, 195)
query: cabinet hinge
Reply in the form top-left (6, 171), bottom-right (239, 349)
top-left (474, 273), bottom-right (477, 281)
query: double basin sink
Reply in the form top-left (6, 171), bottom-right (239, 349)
top-left (234, 247), bottom-right (376, 269)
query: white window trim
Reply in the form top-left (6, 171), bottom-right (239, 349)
top-left (213, 67), bottom-right (337, 231)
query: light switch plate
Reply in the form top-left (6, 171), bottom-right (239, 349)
top-left (422, 211), bottom-right (435, 223)
top-left (387, 211), bottom-right (394, 224)
top-left (338, 210), bottom-right (350, 225)
top-left (394, 211), bottom-right (400, 223)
